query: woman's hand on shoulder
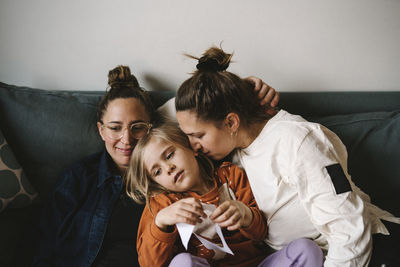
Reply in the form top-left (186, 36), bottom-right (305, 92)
top-left (245, 76), bottom-right (280, 108)
top-left (155, 197), bottom-right (207, 231)
top-left (210, 200), bottom-right (253, 231)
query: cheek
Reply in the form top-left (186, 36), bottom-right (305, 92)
top-left (214, 134), bottom-right (231, 152)
top-left (104, 139), bottom-right (117, 149)
top-left (211, 133), bottom-right (225, 146)
top-left (104, 139), bottom-right (120, 157)
top-left (151, 177), bottom-right (160, 186)
top-left (154, 176), bottom-right (170, 188)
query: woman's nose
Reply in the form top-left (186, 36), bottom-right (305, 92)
top-left (189, 140), bottom-right (202, 152)
top-left (120, 128), bottom-right (133, 144)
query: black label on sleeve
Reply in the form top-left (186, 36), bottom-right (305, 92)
top-left (326, 163), bottom-right (352, 194)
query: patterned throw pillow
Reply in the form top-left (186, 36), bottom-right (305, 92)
top-left (0, 129), bottom-right (38, 212)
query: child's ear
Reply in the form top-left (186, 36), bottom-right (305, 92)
top-left (224, 112), bottom-right (240, 132)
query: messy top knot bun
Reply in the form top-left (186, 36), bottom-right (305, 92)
top-left (176, 46), bottom-right (271, 127)
top-left (193, 46), bottom-right (232, 72)
top-left (97, 65), bottom-right (154, 122)
top-left (108, 65), bottom-right (140, 89)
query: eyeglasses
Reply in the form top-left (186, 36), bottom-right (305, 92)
top-left (100, 121), bottom-right (152, 140)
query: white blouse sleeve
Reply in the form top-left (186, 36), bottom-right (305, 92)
top-left (291, 125), bottom-right (372, 267)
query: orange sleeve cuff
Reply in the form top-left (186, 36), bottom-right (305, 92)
top-left (239, 207), bottom-right (267, 241)
top-left (150, 221), bottom-right (179, 244)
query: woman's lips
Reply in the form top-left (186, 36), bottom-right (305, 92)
top-left (174, 170), bottom-right (184, 183)
top-left (117, 147), bottom-right (133, 155)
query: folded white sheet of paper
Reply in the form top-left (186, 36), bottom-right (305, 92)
top-left (176, 203), bottom-right (234, 255)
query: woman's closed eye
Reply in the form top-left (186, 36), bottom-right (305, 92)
top-left (188, 133), bottom-right (204, 141)
top-left (108, 126), bottom-right (122, 132)
top-left (194, 133), bottom-right (204, 140)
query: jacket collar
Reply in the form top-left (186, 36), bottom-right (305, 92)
top-left (97, 150), bottom-right (120, 187)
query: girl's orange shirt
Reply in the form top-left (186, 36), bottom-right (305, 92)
top-left (136, 162), bottom-right (269, 267)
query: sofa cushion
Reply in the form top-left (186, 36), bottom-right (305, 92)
top-left (0, 85), bottom-right (104, 201)
top-left (311, 110), bottom-right (400, 216)
top-left (0, 129), bottom-right (38, 212)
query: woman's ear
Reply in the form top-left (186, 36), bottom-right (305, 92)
top-left (224, 113), bottom-right (240, 133)
top-left (97, 122), bottom-right (106, 142)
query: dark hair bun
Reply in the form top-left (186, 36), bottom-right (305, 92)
top-left (108, 65), bottom-right (140, 89)
top-left (196, 58), bottom-right (225, 72)
top-left (195, 46), bottom-right (232, 72)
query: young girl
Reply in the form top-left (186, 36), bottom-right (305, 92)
top-left (125, 122), bottom-right (323, 267)
top-left (174, 46), bottom-right (400, 266)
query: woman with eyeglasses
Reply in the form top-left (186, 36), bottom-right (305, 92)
top-left (33, 65), bottom-right (279, 267)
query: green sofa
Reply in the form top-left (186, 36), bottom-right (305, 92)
top-left (0, 82), bottom-right (399, 266)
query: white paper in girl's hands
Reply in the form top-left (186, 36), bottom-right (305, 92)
top-left (176, 203), bottom-right (234, 255)
top-left (176, 223), bottom-right (194, 249)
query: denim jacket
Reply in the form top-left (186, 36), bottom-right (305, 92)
top-left (33, 150), bottom-right (133, 267)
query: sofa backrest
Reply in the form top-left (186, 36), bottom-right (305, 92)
top-left (1, 82), bottom-right (400, 216)
top-left (0, 82), bottom-right (174, 201)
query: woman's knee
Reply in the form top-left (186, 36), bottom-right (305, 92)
top-left (287, 238), bottom-right (323, 266)
top-left (290, 238), bottom-right (322, 254)
top-left (169, 253), bottom-right (209, 267)
top-left (169, 253), bottom-right (194, 267)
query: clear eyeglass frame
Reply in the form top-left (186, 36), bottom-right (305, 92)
top-left (100, 121), bottom-right (152, 140)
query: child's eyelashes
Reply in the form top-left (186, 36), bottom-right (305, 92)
top-left (154, 168), bottom-right (161, 176)
top-left (150, 147), bottom-right (176, 178)
top-left (166, 151), bottom-right (175, 160)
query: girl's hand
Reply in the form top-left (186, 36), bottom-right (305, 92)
top-left (155, 197), bottom-right (207, 231)
top-left (209, 200), bottom-right (253, 231)
top-left (245, 76), bottom-right (280, 107)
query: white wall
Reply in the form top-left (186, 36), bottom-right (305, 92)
top-left (1, 0), bottom-right (399, 92)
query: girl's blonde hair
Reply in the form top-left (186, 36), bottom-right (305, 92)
top-left (125, 121), bottom-right (214, 205)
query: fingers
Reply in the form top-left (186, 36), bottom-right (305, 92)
top-left (157, 198), bottom-right (252, 233)
top-left (178, 198), bottom-right (207, 218)
top-left (244, 76), bottom-right (262, 91)
top-left (259, 85), bottom-right (278, 107)
top-left (257, 82), bottom-right (271, 101)
top-left (174, 198), bottom-right (207, 225)
top-left (175, 212), bottom-right (203, 225)
top-left (269, 91), bottom-right (280, 107)
top-left (210, 201), bottom-right (243, 229)
top-left (155, 198), bottom-right (206, 230)
top-left (244, 76), bottom-right (279, 108)
top-left (226, 222), bottom-right (242, 231)
top-left (209, 201), bottom-right (229, 221)
top-left (219, 212), bottom-right (241, 230)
